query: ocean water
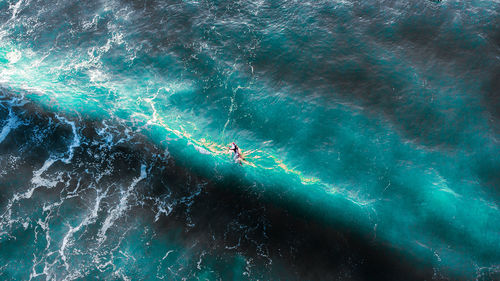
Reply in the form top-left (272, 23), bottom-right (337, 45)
top-left (0, 0), bottom-right (499, 280)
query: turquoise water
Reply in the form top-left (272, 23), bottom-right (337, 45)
top-left (0, 0), bottom-right (499, 279)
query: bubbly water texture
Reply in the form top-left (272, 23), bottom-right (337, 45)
top-left (0, 0), bottom-right (499, 280)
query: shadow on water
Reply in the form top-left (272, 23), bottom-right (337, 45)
top-left (153, 178), bottom-right (447, 280)
top-left (0, 93), bottom-right (469, 280)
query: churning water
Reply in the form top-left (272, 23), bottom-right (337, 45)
top-left (0, 0), bottom-right (499, 280)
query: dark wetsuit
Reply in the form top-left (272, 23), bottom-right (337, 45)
top-left (229, 143), bottom-right (243, 163)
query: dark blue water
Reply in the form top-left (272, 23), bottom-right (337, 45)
top-left (0, 0), bottom-right (499, 280)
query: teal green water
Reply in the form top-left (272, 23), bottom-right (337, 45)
top-left (0, 0), bottom-right (499, 279)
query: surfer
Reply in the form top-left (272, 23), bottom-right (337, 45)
top-left (228, 142), bottom-right (244, 164)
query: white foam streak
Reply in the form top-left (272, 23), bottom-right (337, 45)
top-left (98, 164), bottom-right (147, 243)
top-left (6, 50), bottom-right (21, 64)
top-left (31, 158), bottom-right (58, 188)
top-left (0, 108), bottom-right (20, 144)
top-left (9, 0), bottom-right (24, 20)
top-left (59, 190), bottom-right (107, 271)
top-left (154, 198), bottom-right (173, 222)
top-left (54, 114), bottom-right (80, 164)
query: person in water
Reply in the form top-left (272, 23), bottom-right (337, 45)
top-left (228, 142), bottom-right (244, 164)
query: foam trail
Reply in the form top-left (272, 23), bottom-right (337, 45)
top-left (9, 0), bottom-right (25, 21)
top-left (98, 164), bottom-right (147, 243)
top-left (60, 189), bottom-right (107, 271)
top-left (30, 158), bottom-right (58, 188)
top-left (0, 110), bottom-right (81, 234)
top-left (54, 114), bottom-right (80, 164)
top-left (29, 115), bottom-right (80, 188)
top-left (0, 107), bottom-right (19, 144)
